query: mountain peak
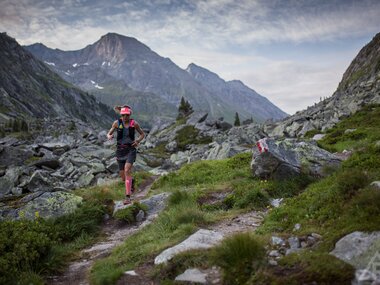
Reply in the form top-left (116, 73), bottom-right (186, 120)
top-left (186, 63), bottom-right (222, 82)
top-left (92, 32), bottom-right (151, 62)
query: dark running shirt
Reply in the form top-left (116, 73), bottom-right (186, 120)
top-left (116, 119), bottom-right (135, 146)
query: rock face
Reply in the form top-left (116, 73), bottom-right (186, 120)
top-left (251, 138), bottom-right (342, 180)
top-left (25, 33), bottom-right (287, 126)
top-left (264, 32), bottom-right (380, 138)
top-left (0, 32), bottom-right (114, 127)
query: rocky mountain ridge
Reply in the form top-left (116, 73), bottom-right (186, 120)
top-left (0, 33), bottom-right (114, 128)
top-left (264, 32), bottom-right (380, 138)
top-left (186, 63), bottom-right (287, 122)
top-left (25, 32), bottom-right (287, 126)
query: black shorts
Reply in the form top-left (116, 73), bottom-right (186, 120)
top-left (116, 146), bottom-right (137, 170)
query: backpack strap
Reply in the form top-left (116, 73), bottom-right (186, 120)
top-left (129, 119), bottom-right (135, 127)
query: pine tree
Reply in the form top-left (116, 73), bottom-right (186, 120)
top-left (20, 120), bottom-right (28, 132)
top-left (177, 97), bottom-right (193, 120)
top-left (234, 112), bottom-right (240, 126)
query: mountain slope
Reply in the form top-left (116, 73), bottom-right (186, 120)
top-left (264, 32), bottom-right (380, 138)
top-left (25, 33), bottom-right (287, 125)
top-left (186, 63), bottom-right (288, 122)
top-left (0, 32), bottom-right (114, 127)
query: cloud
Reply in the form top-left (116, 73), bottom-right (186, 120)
top-left (0, 0), bottom-right (379, 114)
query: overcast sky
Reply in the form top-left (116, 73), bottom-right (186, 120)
top-left (1, 0), bottom-right (379, 114)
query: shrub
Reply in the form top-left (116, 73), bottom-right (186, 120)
top-left (113, 202), bottom-right (147, 224)
top-left (54, 201), bottom-right (105, 241)
top-left (265, 174), bottom-right (315, 198)
top-left (0, 219), bottom-right (57, 284)
top-left (335, 169), bottom-right (369, 199)
top-left (211, 233), bottom-right (265, 284)
top-left (175, 125), bottom-right (212, 150)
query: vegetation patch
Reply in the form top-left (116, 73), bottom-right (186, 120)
top-left (175, 125), bottom-right (212, 151)
top-left (211, 232), bottom-right (266, 284)
top-left (0, 201), bottom-right (105, 284)
top-left (317, 104), bottom-right (380, 152)
top-left (250, 251), bottom-right (354, 285)
top-left (113, 202), bottom-right (147, 224)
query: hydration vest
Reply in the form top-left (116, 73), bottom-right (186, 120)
top-left (116, 118), bottom-right (135, 146)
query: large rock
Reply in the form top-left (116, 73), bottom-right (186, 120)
top-left (0, 166), bottom-right (23, 197)
top-left (114, 192), bottom-right (170, 217)
top-left (154, 229), bottom-right (224, 264)
top-left (175, 268), bottom-right (207, 284)
top-left (251, 138), bottom-right (341, 180)
top-left (186, 112), bottom-right (208, 126)
top-left (27, 170), bottom-right (52, 192)
top-left (205, 142), bottom-right (250, 160)
top-left (29, 158), bottom-right (60, 170)
top-left (330, 231), bottom-right (380, 285)
top-left (17, 191), bottom-right (83, 220)
top-left (330, 231), bottom-right (380, 269)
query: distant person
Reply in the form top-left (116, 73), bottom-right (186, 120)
top-left (107, 105), bottom-right (145, 205)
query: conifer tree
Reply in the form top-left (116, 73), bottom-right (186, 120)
top-left (177, 97), bottom-right (193, 119)
top-left (234, 112), bottom-right (240, 126)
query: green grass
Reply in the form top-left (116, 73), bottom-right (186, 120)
top-left (212, 233), bottom-right (266, 284)
top-left (152, 153), bottom-right (253, 191)
top-left (317, 104), bottom-right (380, 152)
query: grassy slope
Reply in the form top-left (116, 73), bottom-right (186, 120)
top-left (254, 104), bottom-right (380, 284)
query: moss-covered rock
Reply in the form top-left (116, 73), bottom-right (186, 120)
top-left (17, 191), bottom-right (83, 220)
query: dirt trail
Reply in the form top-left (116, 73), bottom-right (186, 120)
top-left (117, 209), bottom-right (267, 285)
top-left (47, 176), bottom-right (267, 285)
top-left (46, 176), bottom-right (158, 285)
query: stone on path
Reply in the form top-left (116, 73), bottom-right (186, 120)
top-left (154, 229), bottom-right (224, 265)
top-left (175, 268), bottom-right (207, 284)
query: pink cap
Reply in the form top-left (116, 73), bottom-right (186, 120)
top-left (120, 107), bottom-right (131, 115)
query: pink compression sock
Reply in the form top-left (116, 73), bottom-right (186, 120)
top-left (125, 177), bottom-right (132, 196)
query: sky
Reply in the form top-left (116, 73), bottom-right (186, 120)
top-left (1, 0), bottom-right (379, 115)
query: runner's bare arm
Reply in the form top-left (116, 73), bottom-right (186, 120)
top-left (107, 120), bottom-right (118, 140)
top-left (131, 122), bottom-right (145, 147)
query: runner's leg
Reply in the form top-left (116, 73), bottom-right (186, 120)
top-left (124, 162), bottom-right (133, 196)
